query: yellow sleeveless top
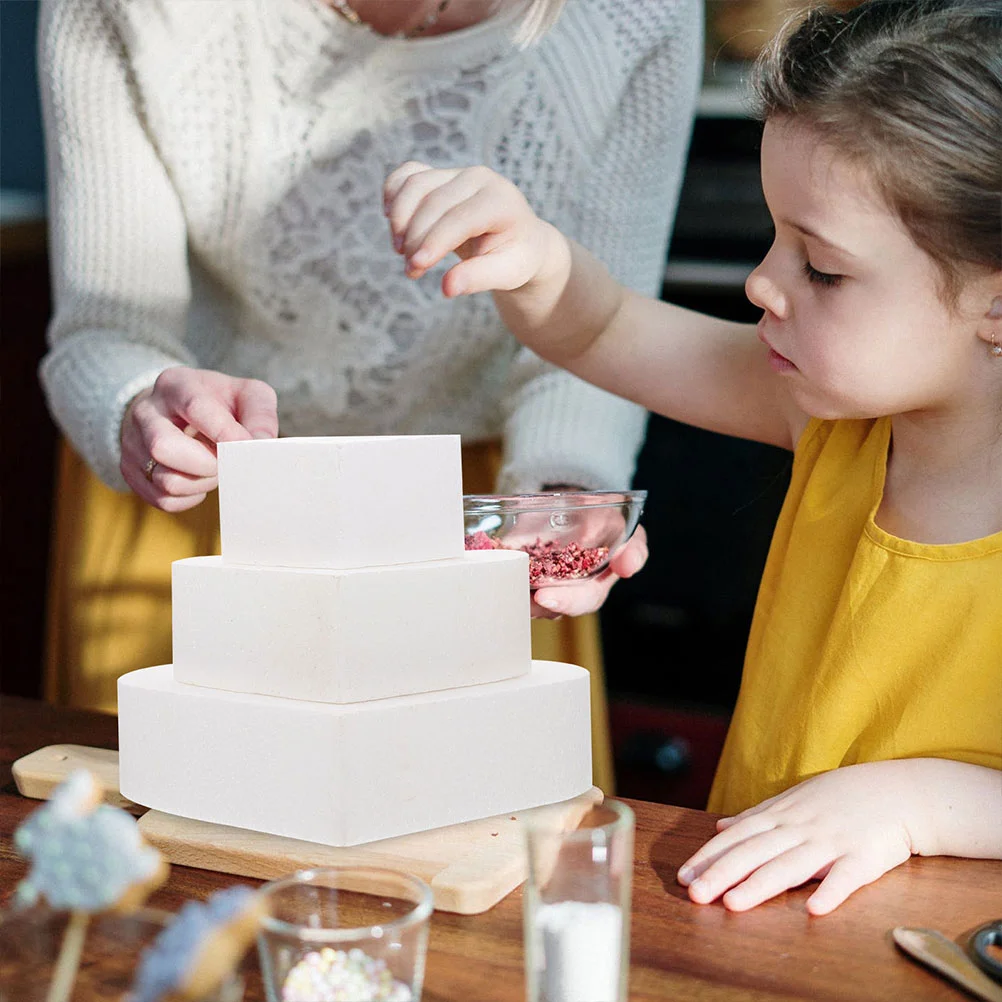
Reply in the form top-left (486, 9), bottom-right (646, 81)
top-left (708, 417), bottom-right (1002, 816)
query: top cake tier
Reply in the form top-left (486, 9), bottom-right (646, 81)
top-left (218, 434), bottom-right (465, 569)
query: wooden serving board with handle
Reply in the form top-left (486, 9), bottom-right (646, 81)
top-left (12, 744), bottom-right (602, 915)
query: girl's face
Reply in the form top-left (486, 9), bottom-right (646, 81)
top-left (746, 118), bottom-right (982, 421)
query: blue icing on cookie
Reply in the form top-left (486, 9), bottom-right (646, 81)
top-left (131, 886), bottom-right (257, 1002)
top-left (15, 769), bottom-right (162, 912)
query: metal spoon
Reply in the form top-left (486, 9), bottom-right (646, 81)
top-left (893, 927), bottom-right (1002, 1002)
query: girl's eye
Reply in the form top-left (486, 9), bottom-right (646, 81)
top-left (804, 262), bottom-right (844, 288)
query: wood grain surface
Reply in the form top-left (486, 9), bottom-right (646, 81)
top-left (2, 694), bottom-right (1000, 1001)
top-left (11, 740), bottom-right (603, 914)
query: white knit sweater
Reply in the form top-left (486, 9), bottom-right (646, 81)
top-left (38, 0), bottom-right (702, 492)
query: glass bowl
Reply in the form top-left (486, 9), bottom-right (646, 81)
top-left (463, 490), bottom-right (647, 588)
top-left (0, 905), bottom-right (244, 1002)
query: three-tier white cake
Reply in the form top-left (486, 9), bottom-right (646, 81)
top-left (118, 435), bottom-right (593, 846)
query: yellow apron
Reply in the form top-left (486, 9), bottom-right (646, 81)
top-left (45, 438), bottom-right (615, 794)
top-left (709, 417), bottom-right (1002, 815)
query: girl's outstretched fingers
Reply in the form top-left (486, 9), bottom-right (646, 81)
top-left (385, 163), bottom-right (550, 295)
top-left (383, 160), bottom-right (437, 216)
top-left (386, 164), bottom-right (468, 271)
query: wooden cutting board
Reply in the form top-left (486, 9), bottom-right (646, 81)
top-left (12, 744), bottom-right (602, 914)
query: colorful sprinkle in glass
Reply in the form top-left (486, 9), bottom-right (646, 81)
top-left (463, 491), bottom-right (646, 588)
top-left (255, 868), bottom-right (432, 1002)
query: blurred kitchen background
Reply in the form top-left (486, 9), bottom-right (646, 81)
top-left (2, 1), bottom-right (829, 807)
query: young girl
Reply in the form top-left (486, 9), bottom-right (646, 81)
top-left (384, 0), bottom-right (1002, 914)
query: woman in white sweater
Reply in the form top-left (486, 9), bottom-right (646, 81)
top-left (37, 0), bottom-right (703, 790)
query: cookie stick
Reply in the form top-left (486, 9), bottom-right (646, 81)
top-left (14, 769), bottom-right (170, 1002)
top-left (130, 885), bottom-right (269, 1002)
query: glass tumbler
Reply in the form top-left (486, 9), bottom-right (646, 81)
top-left (524, 798), bottom-right (635, 1002)
top-left (256, 867), bottom-right (433, 1002)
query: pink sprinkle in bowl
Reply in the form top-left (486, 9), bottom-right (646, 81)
top-left (463, 490), bottom-right (647, 589)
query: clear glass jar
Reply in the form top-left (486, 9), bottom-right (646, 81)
top-left (256, 867), bottom-right (433, 1002)
top-left (524, 798), bottom-right (635, 1002)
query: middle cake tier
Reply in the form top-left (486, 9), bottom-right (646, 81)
top-left (172, 550), bottom-right (531, 703)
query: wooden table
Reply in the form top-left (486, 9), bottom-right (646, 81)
top-left (2, 694), bottom-right (999, 1001)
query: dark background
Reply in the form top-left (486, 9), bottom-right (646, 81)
top-left (603, 113), bottom-right (789, 808)
top-left (1, 1), bottom-right (790, 809)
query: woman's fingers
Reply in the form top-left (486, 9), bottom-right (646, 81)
top-left (121, 415), bottom-right (218, 510)
top-left (167, 392), bottom-right (254, 448)
top-left (533, 568), bottom-right (617, 618)
top-left (120, 457), bottom-right (209, 514)
top-left (529, 595), bottom-right (564, 620)
top-left (145, 462), bottom-right (219, 497)
top-left (127, 393), bottom-right (218, 479)
top-left (233, 378), bottom-right (279, 440)
top-left (608, 527), bottom-right (648, 578)
top-left (121, 367), bottom-right (281, 512)
top-left (528, 525), bottom-right (647, 618)
top-left (155, 367), bottom-right (279, 448)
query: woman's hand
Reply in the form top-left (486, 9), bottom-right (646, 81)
top-left (531, 525), bottom-right (648, 619)
top-left (120, 366), bottom-right (278, 512)
top-left (384, 161), bottom-right (557, 298)
top-left (675, 760), bottom-right (942, 915)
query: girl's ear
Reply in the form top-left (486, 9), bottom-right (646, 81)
top-left (976, 287), bottom-right (1002, 357)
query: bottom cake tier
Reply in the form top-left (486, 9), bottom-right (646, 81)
top-left (118, 661), bottom-right (592, 847)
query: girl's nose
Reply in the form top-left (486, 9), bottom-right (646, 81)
top-left (745, 262), bottom-right (788, 320)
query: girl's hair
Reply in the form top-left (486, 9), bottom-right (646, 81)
top-left (753, 0), bottom-right (1002, 300)
top-left (510, 0), bottom-right (569, 45)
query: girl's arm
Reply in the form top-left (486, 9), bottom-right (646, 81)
top-left (677, 758), bottom-right (1002, 915)
top-left (495, 0), bottom-right (704, 494)
top-left (385, 163), bottom-right (801, 452)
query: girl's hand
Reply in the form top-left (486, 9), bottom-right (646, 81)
top-left (120, 366), bottom-right (278, 512)
top-left (532, 525), bottom-right (648, 619)
top-left (383, 161), bottom-right (556, 297)
top-left (677, 761), bottom-right (929, 915)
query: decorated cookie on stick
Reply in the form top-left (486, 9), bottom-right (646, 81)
top-left (14, 769), bottom-right (170, 1002)
top-left (129, 885), bottom-right (268, 1002)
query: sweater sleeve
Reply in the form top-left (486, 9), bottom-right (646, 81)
top-left (37, 0), bottom-right (195, 490)
top-left (495, 0), bottom-right (703, 494)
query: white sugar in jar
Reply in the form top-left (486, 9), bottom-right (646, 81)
top-left (534, 900), bottom-right (623, 1002)
top-left (523, 798), bottom-right (634, 1002)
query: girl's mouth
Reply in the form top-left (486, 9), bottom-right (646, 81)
top-left (767, 347), bottom-right (797, 373)
top-left (758, 326), bottom-right (797, 373)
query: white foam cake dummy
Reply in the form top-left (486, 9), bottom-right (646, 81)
top-left (118, 661), bottom-right (592, 847)
top-left (217, 434), bottom-right (465, 570)
top-left (172, 549), bottom-right (531, 703)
